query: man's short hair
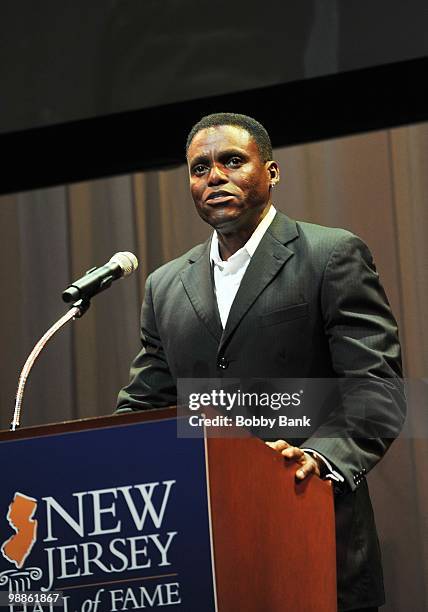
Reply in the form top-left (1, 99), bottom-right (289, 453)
top-left (186, 113), bottom-right (273, 162)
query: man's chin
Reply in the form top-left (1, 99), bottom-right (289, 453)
top-left (207, 214), bottom-right (243, 234)
top-left (196, 207), bottom-right (241, 231)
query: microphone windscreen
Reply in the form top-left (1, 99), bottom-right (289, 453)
top-left (109, 252), bottom-right (139, 277)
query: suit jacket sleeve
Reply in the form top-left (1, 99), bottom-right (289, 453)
top-left (303, 233), bottom-right (406, 491)
top-left (116, 273), bottom-right (177, 412)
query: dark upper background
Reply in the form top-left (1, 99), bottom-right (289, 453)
top-left (2, 0), bottom-right (428, 133)
top-left (1, 0), bottom-right (428, 193)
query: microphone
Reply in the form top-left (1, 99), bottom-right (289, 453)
top-left (62, 251), bottom-right (138, 303)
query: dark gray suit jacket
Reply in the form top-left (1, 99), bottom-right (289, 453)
top-left (117, 211), bottom-right (405, 611)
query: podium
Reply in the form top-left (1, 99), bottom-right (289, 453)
top-left (0, 408), bottom-right (337, 611)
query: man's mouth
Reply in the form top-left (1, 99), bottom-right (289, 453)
top-left (205, 191), bottom-right (236, 203)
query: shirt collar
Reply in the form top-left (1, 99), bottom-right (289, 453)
top-left (210, 204), bottom-right (277, 265)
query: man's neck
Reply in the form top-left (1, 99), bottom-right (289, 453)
top-left (216, 204), bottom-right (272, 261)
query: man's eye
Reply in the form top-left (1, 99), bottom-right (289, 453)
top-left (193, 164), bottom-right (207, 175)
top-left (227, 157), bottom-right (242, 168)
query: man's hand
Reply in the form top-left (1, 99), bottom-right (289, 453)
top-left (266, 439), bottom-right (321, 480)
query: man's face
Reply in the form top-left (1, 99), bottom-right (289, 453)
top-left (187, 125), bottom-right (277, 233)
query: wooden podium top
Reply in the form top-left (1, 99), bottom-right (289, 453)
top-left (0, 407), bottom-right (177, 441)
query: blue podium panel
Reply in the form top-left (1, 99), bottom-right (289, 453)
top-left (0, 418), bottom-right (216, 611)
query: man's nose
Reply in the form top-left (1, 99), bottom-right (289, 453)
top-left (207, 163), bottom-right (227, 185)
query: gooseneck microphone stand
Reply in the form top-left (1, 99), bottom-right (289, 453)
top-left (10, 299), bottom-right (90, 431)
top-left (10, 251), bottom-right (138, 431)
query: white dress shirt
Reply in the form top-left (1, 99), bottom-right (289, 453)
top-left (210, 204), bottom-right (277, 328)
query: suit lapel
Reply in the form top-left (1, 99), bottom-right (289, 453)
top-left (180, 213), bottom-right (299, 348)
top-left (219, 213), bottom-right (299, 351)
top-left (180, 240), bottom-right (223, 342)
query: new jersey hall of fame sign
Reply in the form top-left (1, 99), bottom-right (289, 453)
top-left (0, 418), bottom-right (216, 611)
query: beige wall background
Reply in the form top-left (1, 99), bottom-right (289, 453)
top-left (1, 123), bottom-right (427, 610)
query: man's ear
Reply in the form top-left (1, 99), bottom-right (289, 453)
top-left (267, 161), bottom-right (280, 186)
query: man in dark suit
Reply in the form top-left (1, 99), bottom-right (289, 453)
top-left (117, 113), bottom-right (405, 611)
